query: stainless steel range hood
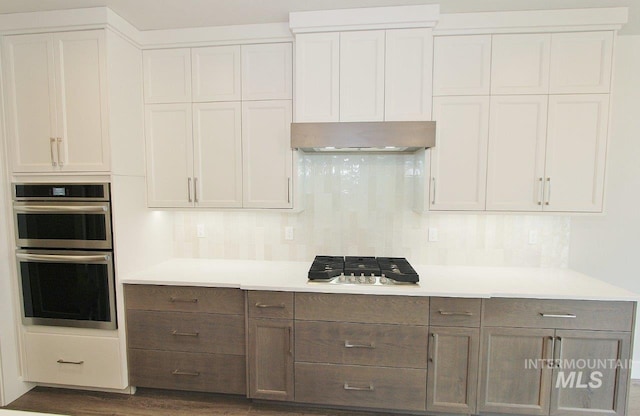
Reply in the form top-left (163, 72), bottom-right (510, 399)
top-left (291, 121), bottom-right (436, 153)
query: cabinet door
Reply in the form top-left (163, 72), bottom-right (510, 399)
top-left (143, 48), bottom-right (191, 103)
top-left (550, 32), bottom-right (613, 94)
top-left (479, 327), bottom-right (555, 415)
top-left (145, 104), bottom-right (194, 208)
top-left (192, 45), bottom-right (241, 102)
top-left (431, 96), bottom-right (490, 211)
top-left (242, 100), bottom-right (293, 209)
top-left (339, 31), bottom-right (385, 121)
top-left (491, 34), bottom-right (551, 95)
top-left (241, 43), bottom-right (292, 100)
top-left (2, 33), bottom-right (58, 172)
top-left (193, 102), bottom-right (242, 208)
top-left (54, 30), bottom-right (109, 172)
top-left (433, 35), bottom-right (491, 96)
top-left (294, 33), bottom-right (339, 122)
top-left (248, 318), bottom-right (294, 401)
top-left (427, 327), bottom-right (479, 414)
top-left (486, 95), bottom-right (548, 211)
top-left (384, 28), bottom-right (433, 121)
top-left (550, 330), bottom-right (631, 416)
top-left (544, 95), bottom-right (609, 212)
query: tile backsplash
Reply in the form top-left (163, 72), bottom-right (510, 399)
top-left (174, 154), bottom-right (570, 267)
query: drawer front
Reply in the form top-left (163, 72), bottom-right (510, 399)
top-left (23, 332), bottom-right (125, 389)
top-left (126, 310), bottom-right (244, 355)
top-left (430, 297), bottom-right (482, 327)
top-left (483, 298), bottom-right (634, 331)
top-left (124, 284), bottom-right (244, 315)
top-left (295, 321), bottom-right (428, 368)
top-left (248, 291), bottom-right (294, 319)
top-left (295, 362), bottom-right (427, 411)
top-left (295, 293), bottom-right (429, 325)
top-left (128, 349), bottom-right (246, 394)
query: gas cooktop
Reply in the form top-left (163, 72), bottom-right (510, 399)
top-left (307, 256), bottom-right (419, 285)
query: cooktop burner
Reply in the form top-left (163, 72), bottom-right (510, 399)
top-left (307, 256), bottom-right (419, 285)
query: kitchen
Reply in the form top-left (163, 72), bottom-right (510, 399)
top-left (1, 0), bottom-right (640, 415)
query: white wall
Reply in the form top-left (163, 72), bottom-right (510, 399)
top-left (569, 35), bottom-right (640, 379)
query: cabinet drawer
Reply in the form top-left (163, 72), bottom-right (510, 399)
top-left (295, 363), bottom-right (427, 411)
top-left (430, 297), bottom-right (481, 327)
top-left (23, 332), bottom-right (125, 389)
top-left (128, 349), bottom-right (245, 394)
top-left (126, 310), bottom-right (244, 355)
top-left (483, 298), bottom-right (634, 331)
top-left (295, 321), bottom-right (428, 368)
top-left (248, 291), bottom-right (294, 319)
top-left (295, 293), bottom-right (429, 325)
top-left (124, 284), bottom-right (244, 315)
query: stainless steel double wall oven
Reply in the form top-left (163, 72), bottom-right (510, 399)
top-left (13, 183), bottom-right (117, 329)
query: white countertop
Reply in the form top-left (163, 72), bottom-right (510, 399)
top-left (0, 411), bottom-right (64, 416)
top-left (121, 258), bottom-right (639, 301)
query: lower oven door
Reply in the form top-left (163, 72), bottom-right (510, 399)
top-left (16, 250), bottom-right (116, 330)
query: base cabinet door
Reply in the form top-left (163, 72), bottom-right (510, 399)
top-left (550, 330), bottom-right (631, 416)
top-left (248, 318), bottom-right (294, 401)
top-left (479, 327), bottom-right (555, 415)
top-left (427, 327), bottom-right (479, 414)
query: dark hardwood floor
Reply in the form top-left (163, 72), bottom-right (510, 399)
top-left (4, 382), bottom-right (640, 416)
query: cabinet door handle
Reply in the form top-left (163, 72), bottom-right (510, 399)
top-left (544, 336), bottom-right (555, 367)
top-left (540, 313), bottom-right (576, 319)
top-left (169, 297), bottom-right (198, 303)
top-left (431, 177), bottom-right (437, 205)
top-left (344, 383), bottom-right (374, 391)
top-left (172, 369), bottom-right (200, 377)
top-left (57, 359), bottom-right (84, 365)
top-left (545, 177), bottom-right (551, 206)
top-left (255, 303), bottom-right (285, 309)
top-left (429, 333), bottom-right (438, 363)
top-left (288, 326), bottom-right (293, 355)
top-left (171, 330), bottom-right (199, 337)
top-left (438, 310), bottom-right (473, 316)
top-left (554, 336), bottom-right (563, 366)
top-left (49, 138), bottom-right (57, 167)
top-left (537, 177), bottom-right (544, 206)
top-left (187, 178), bottom-right (192, 202)
top-left (287, 177), bottom-right (291, 204)
top-left (194, 177), bottom-right (198, 203)
top-left (56, 138), bottom-right (64, 167)
top-left (344, 341), bottom-right (375, 349)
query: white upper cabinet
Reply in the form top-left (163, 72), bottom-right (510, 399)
top-left (486, 96), bottom-right (548, 211)
top-left (241, 43), bottom-right (292, 100)
top-left (192, 46), bottom-right (241, 102)
top-left (242, 100), bottom-right (293, 209)
top-left (431, 96), bottom-right (490, 211)
top-left (491, 34), bottom-right (551, 95)
top-left (3, 30), bottom-right (109, 173)
top-left (433, 35), bottom-right (492, 96)
top-left (294, 32), bottom-right (340, 122)
top-left (193, 102), bottom-right (243, 208)
top-left (339, 31), bottom-right (385, 121)
top-left (145, 103), bottom-right (194, 208)
top-left (385, 28), bottom-right (433, 121)
top-left (143, 48), bottom-right (191, 103)
top-left (545, 94), bottom-right (609, 212)
top-left (550, 32), bottom-right (613, 94)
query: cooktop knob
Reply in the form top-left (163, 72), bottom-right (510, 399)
top-left (358, 275), bottom-right (366, 283)
top-left (348, 275), bottom-right (357, 283)
top-left (368, 276), bottom-right (376, 284)
top-left (380, 276), bottom-right (389, 284)
top-left (338, 275), bottom-right (345, 283)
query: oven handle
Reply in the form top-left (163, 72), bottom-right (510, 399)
top-left (14, 205), bottom-right (108, 213)
top-left (16, 253), bottom-right (110, 263)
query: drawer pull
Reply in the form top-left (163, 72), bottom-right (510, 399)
top-left (344, 341), bottom-right (375, 349)
top-left (169, 297), bottom-right (198, 303)
top-left (57, 359), bottom-right (84, 365)
top-left (172, 369), bottom-right (200, 377)
top-left (255, 303), bottom-right (286, 309)
top-left (540, 313), bottom-right (576, 319)
top-left (344, 382), bottom-right (374, 392)
top-left (438, 310), bottom-right (473, 316)
top-left (171, 330), bottom-right (200, 337)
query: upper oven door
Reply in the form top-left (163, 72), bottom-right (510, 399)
top-left (13, 201), bottom-right (112, 249)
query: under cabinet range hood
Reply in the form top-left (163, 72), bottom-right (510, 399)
top-left (291, 121), bottom-right (436, 153)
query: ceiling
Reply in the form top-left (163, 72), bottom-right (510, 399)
top-left (0, 0), bottom-right (637, 34)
